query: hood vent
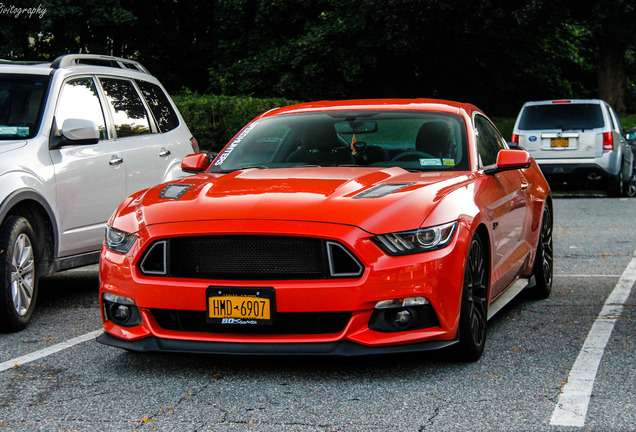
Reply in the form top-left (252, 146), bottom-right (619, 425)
top-left (159, 184), bottom-right (193, 199)
top-left (353, 183), bottom-right (414, 199)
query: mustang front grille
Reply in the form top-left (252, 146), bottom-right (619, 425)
top-left (139, 235), bottom-right (364, 280)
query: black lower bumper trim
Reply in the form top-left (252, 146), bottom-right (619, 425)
top-left (96, 332), bottom-right (457, 356)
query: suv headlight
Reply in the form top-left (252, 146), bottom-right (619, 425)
top-left (105, 226), bottom-right (138, 254)
top-left (372, 221), bottom-right (458, 256)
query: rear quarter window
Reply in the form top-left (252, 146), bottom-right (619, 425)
top-left (518, 103), bottom-right (604, 131)
top-left (136, 80), bottom-right (180, 133)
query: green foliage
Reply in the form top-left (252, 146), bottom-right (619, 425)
top-left (171, 93), bottom-right (636, 155)
top-left (172, 93), bottom-right (299, 152)
top-left (4, 0), bottom-right (636, 117)
top-left (492, 117), bottom-right (517, 142)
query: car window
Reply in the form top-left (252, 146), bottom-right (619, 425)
top-left (212, 111), bottom-right (469, 172)
top-left (55, 77), bottom-right (108, 140)
top-left (0, 74), bottom-right (50, 140)
top-left (474, 114), bottom-right (506, 167)
top-left (607, 104), bottom-right (622, 134)
top-left (99, 77), bottom-right (151, 138)
top-left (518, 103), bottom-right (604, 130)
top-left (136, 80), bottom-right (180, 133)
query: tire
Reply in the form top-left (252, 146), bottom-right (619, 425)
top-left (529, 205), bottom-right (553, 299)
top-left (0, 216), bottom-right (39, 332)
top-left (624, 174), bottom-right (636, 198)
top-left (454, 233), bottom-right (488, 362)
top-left (607, 174), bottom-right (623, 197)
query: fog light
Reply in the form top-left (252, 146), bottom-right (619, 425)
top-left (113, 305), bottom-right (131, 322)
top-left (103, 293), bottom-right (142, 327)
top-left (392, 308), bottom-right (415, 329)
top-left (394, 309), bottom-right (412, 326)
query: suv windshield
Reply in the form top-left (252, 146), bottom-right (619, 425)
top-left (0, 74), bottom-right (50, 140)
top-left (211, 111), bottom-right (469, 172)
top-left (518, 103), bottom-right (604, 131)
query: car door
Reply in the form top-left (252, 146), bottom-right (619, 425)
top-left (99, 77), bottom-right (183, 196)
top-left (49, 76), bottom-right (127, 257)
top-left (473, 114), bottom-right (533, 299)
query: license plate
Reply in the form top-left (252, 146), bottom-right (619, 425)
top-left (551, 138), bottom-right (569, 147)
top-left (206, 287), bottom-right (274, 325)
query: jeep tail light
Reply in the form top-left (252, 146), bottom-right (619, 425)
top-left (190, 136), bottom-right (200, 153)
top-left (603, 132), bottom-right (613, 151)
top-left (511, 134), bottom-right (519, 144)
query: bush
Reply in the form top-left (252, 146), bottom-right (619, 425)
top-left (172, 93), bottom-right (300, 152)
top-left (173, 93), bottom-right (636, 153)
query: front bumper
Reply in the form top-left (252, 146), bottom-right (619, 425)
top-left (96, 331), bottom-right (458, 356)
top-left (99, 219), bottom-right (470, 354)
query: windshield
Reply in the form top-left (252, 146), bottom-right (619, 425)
top-left (0, 74), bottom-right (50, 140)
top-left (518, 103), bottom-right (605, 131)
top-left (211, 111), bottom-right (469, 172)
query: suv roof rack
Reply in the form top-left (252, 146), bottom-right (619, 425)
top-left (50, 54), bottom-right (149, 74)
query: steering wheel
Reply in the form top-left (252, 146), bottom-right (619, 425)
top-left (391, 150), bottom-right (433, 161)
top-left (352, 140), bottom-right (367, 156)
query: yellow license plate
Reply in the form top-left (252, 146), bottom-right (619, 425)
top-left (207, 287), bottom-right (274, 325)
top-left (551, 138), bottom-right (569, 147)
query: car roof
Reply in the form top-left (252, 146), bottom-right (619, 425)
top-left (521, 99), bottom-right (606, 107)
top-left (0, 54), bottom-right (153, 80)
top-left (258, 99), bottom-right (481, 119)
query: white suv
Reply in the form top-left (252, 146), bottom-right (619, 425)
top-left (511, 99), bottom-right (635, 197)
top-left (0, 54), bottom-right (198, 331)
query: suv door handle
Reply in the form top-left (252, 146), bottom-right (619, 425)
top-left (159, 148), bottom-right (171, 157)
top-left (109, 155), bottom-right (124, 166)
top-left (520, 181), bottom-right (530, 190)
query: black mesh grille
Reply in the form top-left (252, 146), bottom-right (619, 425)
top-left (151, 309), bottom-right (351, 335)
top-left (139, 235), bottom-right (363, 280)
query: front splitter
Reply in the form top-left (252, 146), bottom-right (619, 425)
top-left (96, 332), bottom-right (457, 357)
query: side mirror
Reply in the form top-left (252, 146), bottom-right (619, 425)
top-left (484, 149), bottom-right (532, 175)
top-left (626, 132), bottom-right (636, 141)
top-left (59, 119), bottom-right (100, 145)
top-left (181, 153), bottom-right (210, 173)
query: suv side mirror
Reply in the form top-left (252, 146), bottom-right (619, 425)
top-left (181, 153), bottom-right (210, 173)
top-left (484, 149), bottom-right (532, 175)
top-left (51, 119), bottom-right (100, 148)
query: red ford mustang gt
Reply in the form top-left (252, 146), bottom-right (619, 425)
top-left (97, 99), bottom-right (553, 361)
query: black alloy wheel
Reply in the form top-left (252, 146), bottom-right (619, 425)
top-left (530, 205), bottom-right (554, 299)
top-left (0, 216), bottom-right (39, 332)
top-left (455, 233), bottom-right (488, 362)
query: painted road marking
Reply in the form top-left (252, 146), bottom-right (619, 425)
top-left (550, 253), bottom-right (636, 427)
top-left (0, 330), bottom-right (102, 372)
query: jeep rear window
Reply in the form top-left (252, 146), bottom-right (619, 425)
top-left (518, 103), bottom-right (604, 131)
top-left (0, 75), bottom-right (50, 140)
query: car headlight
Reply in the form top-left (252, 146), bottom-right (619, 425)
top-left (105, 226), bottom-right (138, 254)
top-left (372, 221), bottom-right (458, 256)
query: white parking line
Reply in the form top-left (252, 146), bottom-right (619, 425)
top-left (0, 330), bottom-right (102, 373)
top-left (550, 253), bottom-right (636, 427)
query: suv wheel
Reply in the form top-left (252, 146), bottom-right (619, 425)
top-left (624, 174), bottom-right (636, 197)
top-left (0, 216), bottom-right (39, 332)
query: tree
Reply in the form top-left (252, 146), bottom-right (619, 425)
top-left (566, 0), bottom-right (636, 114)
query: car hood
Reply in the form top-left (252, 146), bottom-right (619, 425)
top-left (117, 167), bottom-right (472, 235)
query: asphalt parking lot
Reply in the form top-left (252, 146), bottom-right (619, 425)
top-left (0, 196), bottom-right (634, 431)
